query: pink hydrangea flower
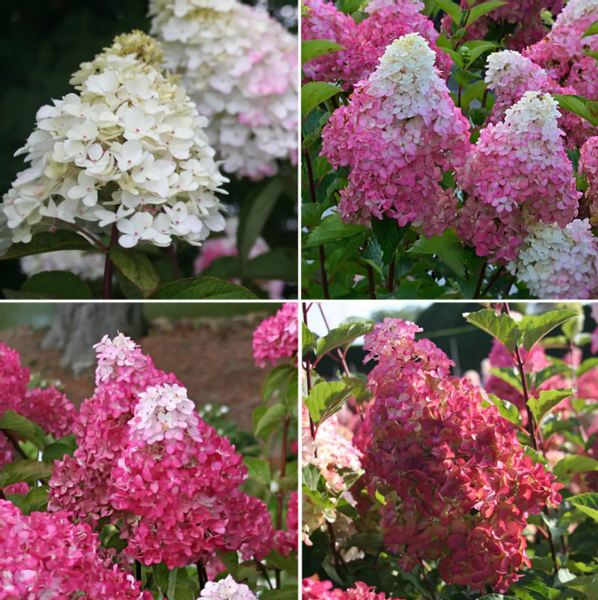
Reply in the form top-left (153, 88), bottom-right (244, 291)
top-left (457, 91), bottom-right (580, 263)
top-left (303, 578), bottom-right (405, 600)
top-left (524, 0), bottom-right (598, 99)
top-left (356, 318), bottom-right (562, 593)
top-left (322, 34), bottom-right (471, 236)
top-left (252, 303), bottom-right (298, 368)
top-left (0, 500), bottom-right (151, 600)
top-left (49, 334), bottom-right (275, 569)
top-left (274, 491), bottom-right (299, 556)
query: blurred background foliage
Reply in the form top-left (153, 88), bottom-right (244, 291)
top-left (0, 0), bottom-right (298, 297)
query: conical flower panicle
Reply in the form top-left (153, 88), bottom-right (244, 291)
top-left (322, 34), bottom-right (471, 237)
top-left (457, 91), bottom-right (580, 262)
top-left (150, 0), bottom-right (298, 180)
top-left (357, 318), bottom-right (562, 593)
top-left (4, 31), bottom-right (227, 249)
top-left (49, 333), bottom-right (274, 568)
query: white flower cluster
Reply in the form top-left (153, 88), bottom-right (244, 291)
top-left (507, 218), bottom-right (598, 298)
top-left (3, 31), bottom-right (228, 249)
top-left (149, 0), bottom-right (298, 180)
top-left (199, 575), bottom-right (258, 600)
top-left (21, 250), bottom-right (105, 281)
top-left (504, 91), bottom-right (561, 137)
top-left (94, 333), bottom-right (144, 384)
top-left (554, 0), bottom-right (598, 26)
top-left (129, 383), bottom-right (199, 444)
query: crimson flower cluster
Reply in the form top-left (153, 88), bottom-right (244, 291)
top-left (252, 303), bottom-right (298, 368)
top-left (49, 334), bottom-right (275, 569)
top-left (303, 579), bottom-right (404, 600)
top-left (0, 500), bottom-right (151, 600)
top-left (356, 318), bottom-right (562, 593)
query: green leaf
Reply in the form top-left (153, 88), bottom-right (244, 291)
top-left (153, 564), bottom-right (170, 595)
top-left (337, 0), bottom-right (362, 12)
top-left (244, 247), bottom-right (297, 281)
top-left (553, 94), bottom-right (598, 126)
top-left (477, 596), bottom-right (518, 600)
top-left (527, 389), bottom-right (573, 425)
top-left (174, 589), bottom-right (194, 600)
top-left (522, 310), bottom-right (578, 353)
top-left (315, 322), bottom-right (375, 357)
top-left (0, 460), bottom-right (55, 488)
top-left (238, 178), bottom-right (284, 263)
top-left (460, 80), bottom-right (488, 109)
top-left (583, 19), bottom-right (598, 37)
top-left (302, 40), bottom-right (345, 65)
top-left (433, 0), bottom-right (463, 24)
top-left (260, 587), bottom-right (299, 600)
top-left (244, 457), bottom-right (271, 484)
top-left (286, 369), bottom-right (298, 406)
top-left (254, 403), bottom-right (287, 441)
top-left (371, 216), bottom-right (409, 266)
top-left (12, 271), bottom-right (93, 300)
top-left (465, 1), bottom-right (507, 26)
top-left (570, 493), bottom-right (598, 522)
top-left (149, 277), bottom-right (257, 299)
top-left (408, 228), bottom-right (467, 277)
top-left (345, 531), bottom-right (384, 553)
top-left (19, 485), bottom-right (49, 515)
top-left (441, 47), bottom-right (464, 68)
top-left (302, 82), bottom-right (341, 117)
top-left (484, 393), bottom-right (521, 425)
top-left (305, 381), bottom-right (353, 425)
top-left (578, 358), bottom-right (598, 378)
top-left (462, 40), bottom-right (499, 63)
top-left (0, 230), bottom-right (94, 260)
top-left (553, 456), bottom-right (598, 479)
top-left (303, 530), bottom-right (329, 577)
top-left (488, 368), bottom-right (523, 392)
top-left (0, 410), bottom-right (46, 450)
top-left (305, 214), bottom-right (368, 247)
top-left (42, 442), bottom-right (74, 462)
top-left (168, 567), bottom-right (178, 600)
top-left (463, 308), bottom-right (521, 353)
top-left (565, 575), bottom-right (598, 600)
top-left (302, 323), bottom-right (316, 355)
top-left (262, 365), bottom-right (295, 402)
top-left (109, 246), bottom-right (160, 298)
top-left (536, 363), bottom-right (570, 386)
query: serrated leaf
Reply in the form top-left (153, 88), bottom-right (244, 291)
top-left (149, 277), bottom-right (257, 299)
top-left (305, 214), bottom-right (368, 247)
top-left (408, 228), bottom-right (467, 277)
top-left (527, 389), bottom-right (573, 425)
top-left (306, 382), bottom-right (353, 426)
top-left (465, 1), bottom-right (507, 26)
top-left (371, 216), bottom-right (409, 266)
top-left (315, 322), bottom-right (375, 357)
top-left (0, 460), bottom-right (54, 487)
top-left (302, 82), bottom-right (341, 117)
top-left (302, 323), bottom-right (316, 355)
top-left (565, 575), bottom-right (598, 600)
top-left (244, 457), bottom-right (271, 484)
top-left (579, 358), bottom-right (598, 377)
top-left (536, 363), bottom-right (570, 386)
top-left (553, 94), bottom-right (598, 126)
top-left (441, 47), bottom-right (465, 68)
top-left (553, 456), bottom-right (598, 479)
top-left (484, 393), bottom-right (521, 424)
top-left (463, 309), bottom-right (521, 353)
top-left (19, 485), bottom-right (49, 515)
top-left (570, 493), bottom-right (598, 522)
top-left (254, 403), bottom-right (287, 441)
top-left (0, 230), bottom-right (94, 260)
top-left (488, 368), bottom-right (523, 392)
top-left (109, 246), bottom-right (160, 298)
top-left (153, 564), bottom-right (170, 594)
top-left (262, 365), bottom-right (295, 402)
top-left (0, 410), bottom-right (46, 450)
top-left (434, 0), bottom-right (463, 24)
top-left (522, 310), bottom-right (578, 353)
top-left (302, 40), bottom-right (345, 65)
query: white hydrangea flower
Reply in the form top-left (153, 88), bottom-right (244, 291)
top-left (94, 333), bottom-right (144, 384)
top-left (199, 575), bottom-right (258, 600)
top-left (3, 31), bottom-right (228, 250)
top-left (20, 250), bottom-right (105, 280)
top-left (149, 0), bottom-right (298, 180)
top-left (507, 218), bottom-right (598, 299)
top-left (554, 0), bottom-right (598, 26)
top-left (129, 383), bottom-right (200, 444)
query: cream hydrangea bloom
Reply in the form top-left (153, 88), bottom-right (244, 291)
top-left (149, 0), bottom-right (298, 180)
top-left (3, 31), bottom-right (228, 250)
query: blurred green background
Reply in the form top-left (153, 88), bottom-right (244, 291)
top-left (0, 0), bottom-right (298, 297)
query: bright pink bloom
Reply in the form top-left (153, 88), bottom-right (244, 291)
top-left (0, 500), bottom-right (151, 600)
top-left (49, 334), bottom-right (274, 569)
top-left (357, 318), bottom-right (562, 593)
top-left (252, 303), bottom-right (298, 368)
top-left (322, 34), bottom-right (471, 236)
top-left (303, 578), bottom-right (405, 600)
top-left (457, 91), bottom-right (580, 263)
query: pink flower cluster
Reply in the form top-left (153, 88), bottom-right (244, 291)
top-left (524, 0), bottom-right (598, 100)
top-left (302, 0), bottom-right (450, 90)
top-left (457, 91), bottom-right (580, 262)
top-left (303, 579), bottom-right (404, 600)
top-left (49, 334), bottom-right (275, 568)
top-left (580, 136), bottom-right (598, 226)
top-left (252, 303), bottom-right (298, 368)
top-left (357, 318), bottom-right (562, 593)
top-left (486, 50), bottom-right (592, 149)
top-left (322, 34), bottom-right (471, 236)
top-left (0, 500), bottom-right (151, 600)
top-left (274, 491), bottom-right (299, 556)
